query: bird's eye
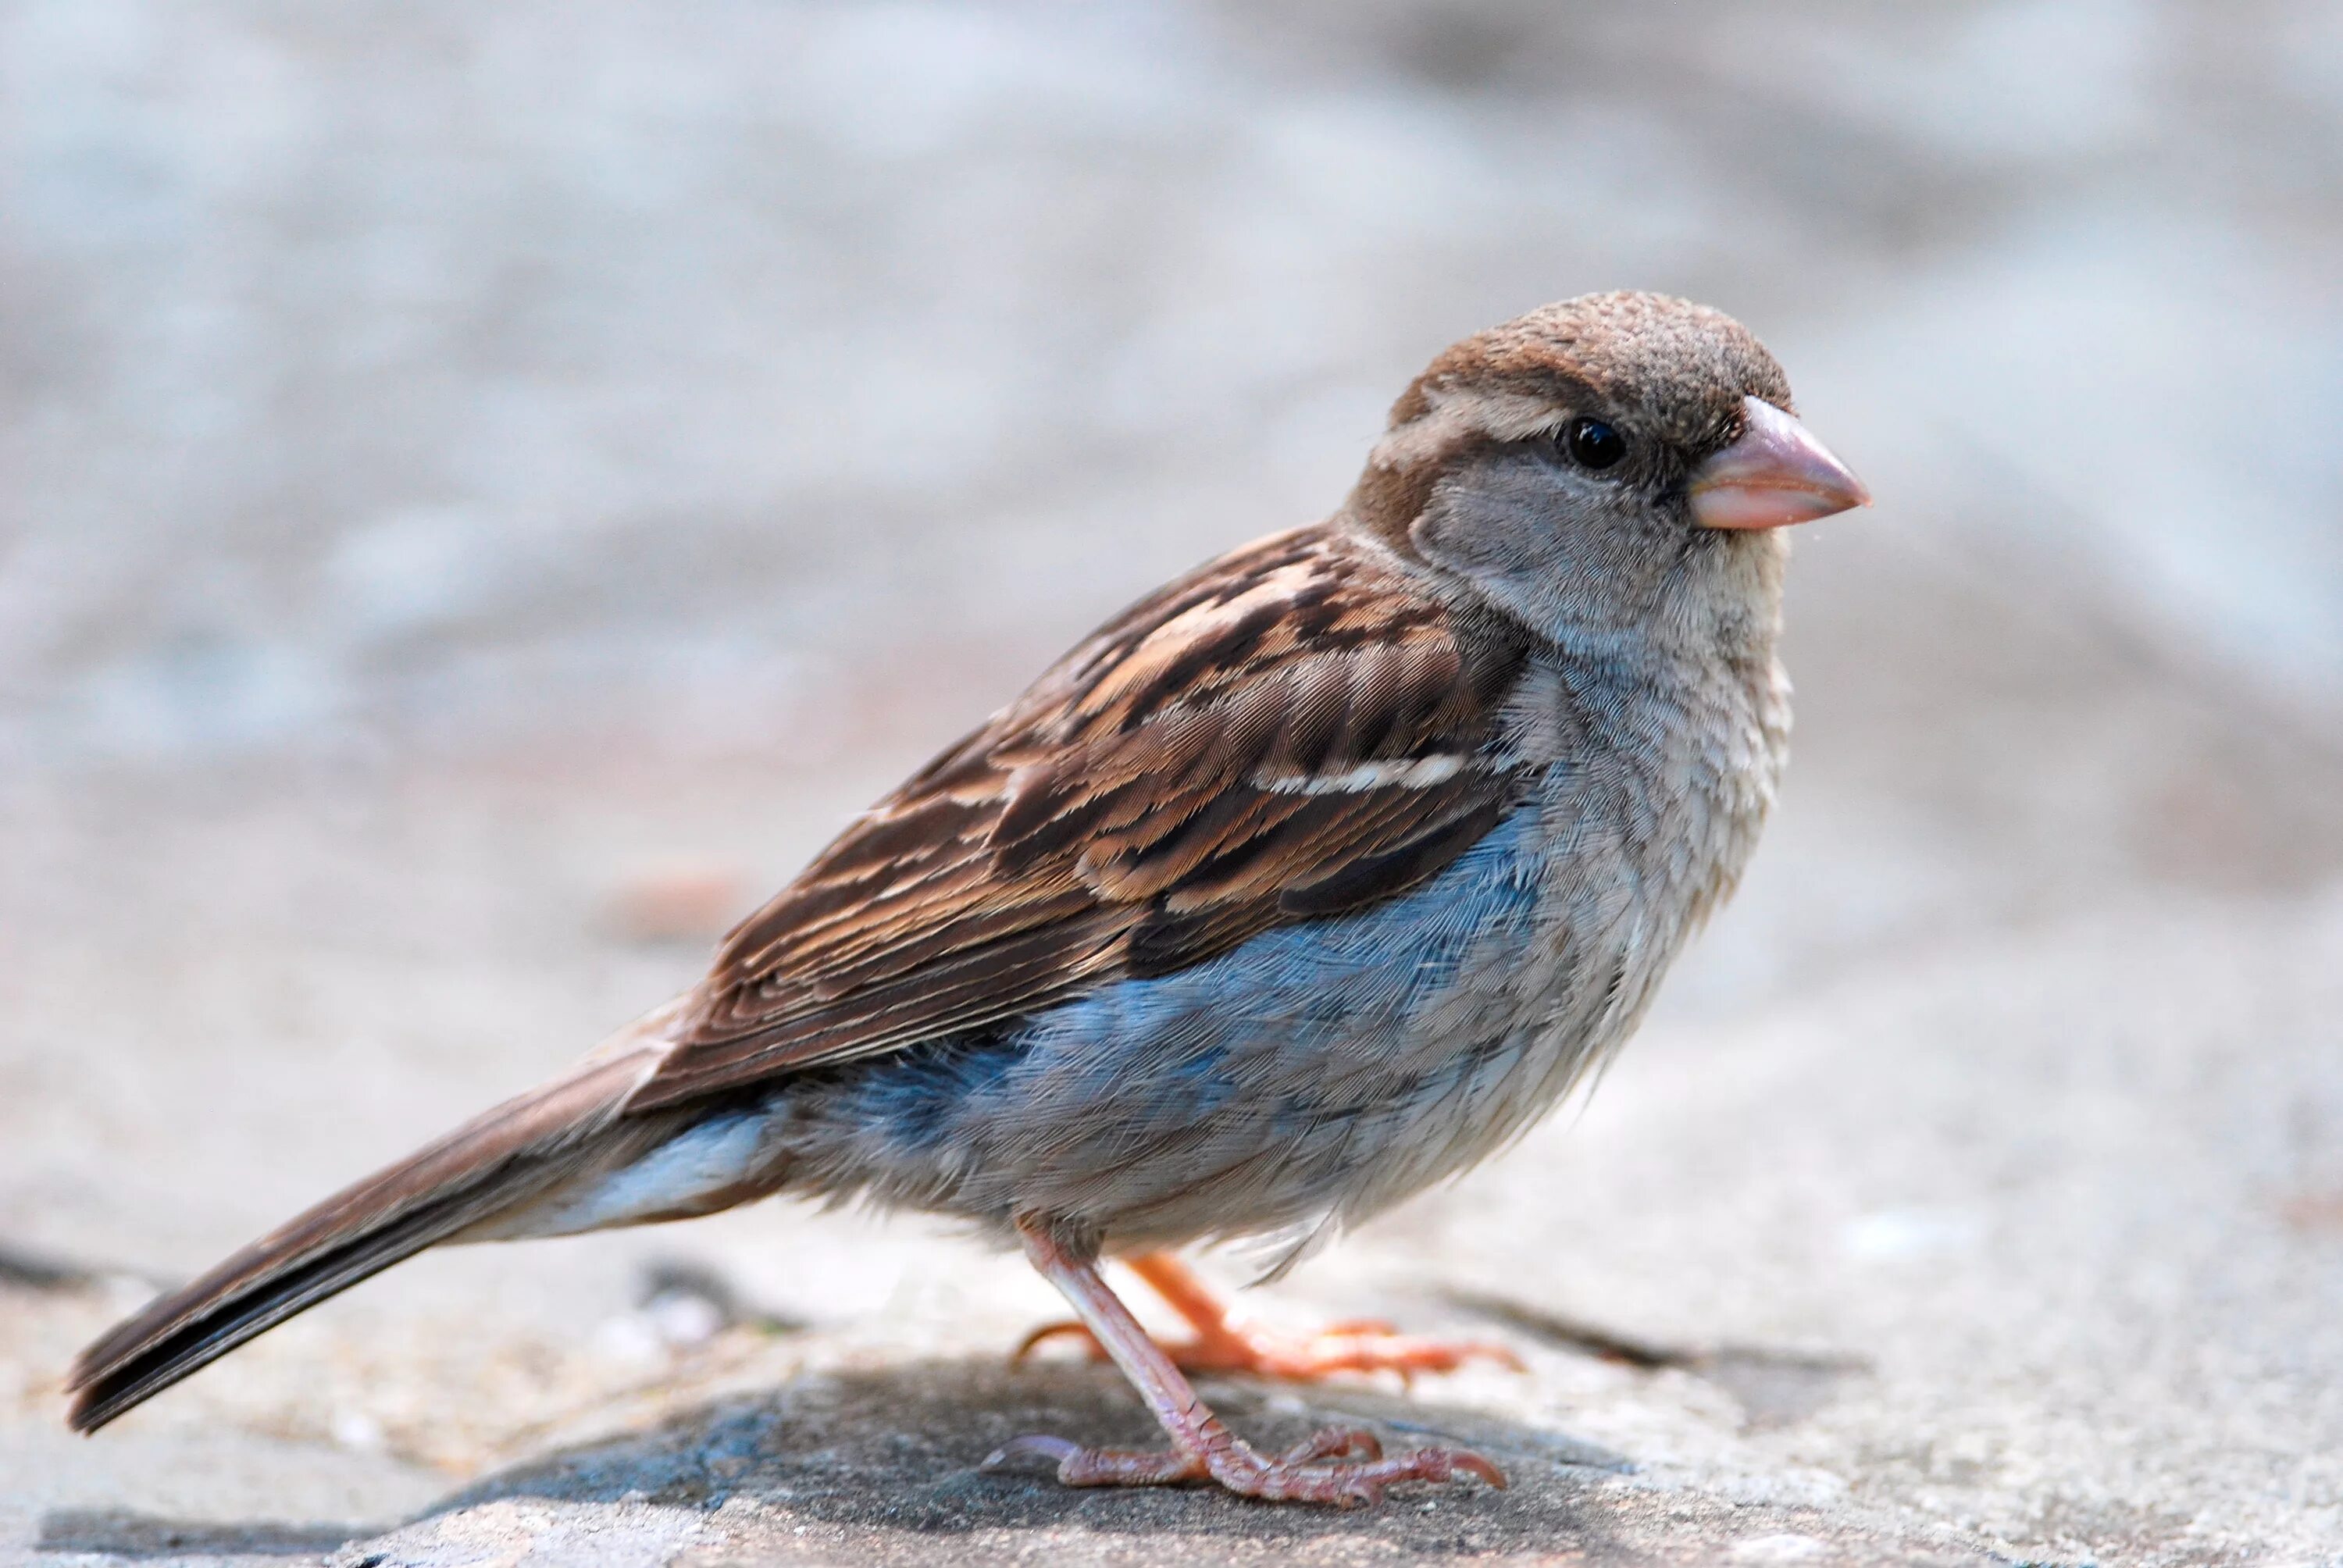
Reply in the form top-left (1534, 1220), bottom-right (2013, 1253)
top-left (1560, 417), bottom-right (1626, 471)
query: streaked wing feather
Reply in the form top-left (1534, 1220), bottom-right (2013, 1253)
top-left (625, 527), bottom-right (1532, 1113)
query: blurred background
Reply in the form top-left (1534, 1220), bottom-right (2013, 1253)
top-left (4, 2), bottom-right (2341, 1563)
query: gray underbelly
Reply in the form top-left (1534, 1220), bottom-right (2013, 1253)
top-left (761, 809), bottom-right (1644, 1251)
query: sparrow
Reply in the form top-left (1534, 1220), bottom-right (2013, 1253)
top-left (66, 291), bottom-right (1869, 1506)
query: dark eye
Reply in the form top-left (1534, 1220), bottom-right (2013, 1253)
top-left (1560, 417), bottom-right (1626, 471)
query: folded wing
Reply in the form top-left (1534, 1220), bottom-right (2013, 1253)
top-left (628, 527), bottom-right (1534, 1110)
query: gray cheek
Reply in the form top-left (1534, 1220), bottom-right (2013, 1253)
top-left (1410, 468), bottom-right (1589, 633)
top-left (1411, 463), bottom-right (1559, 564)
top-left (1412, 461), bottom-right (1683, 646)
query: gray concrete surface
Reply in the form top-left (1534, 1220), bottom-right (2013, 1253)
top-left (5, 2), bottom-right (2343, 1564)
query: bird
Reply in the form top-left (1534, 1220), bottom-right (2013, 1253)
top-left (66, 290), bottom-right (1869, 1507)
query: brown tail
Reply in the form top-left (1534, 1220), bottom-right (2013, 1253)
top-left (66, 1048), bottom-right (679, 1433)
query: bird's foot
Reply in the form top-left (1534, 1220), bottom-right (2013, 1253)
top-left (982, 1424), bottom-right (1504, 1506)
top-left (1014, 1313), bottom-right (1522, 1383)
top-left (1000, 1224), bottom-right (1509, 1507)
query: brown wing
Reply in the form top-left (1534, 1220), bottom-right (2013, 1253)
top-left (625, 526), bottom-right (1532, 1112)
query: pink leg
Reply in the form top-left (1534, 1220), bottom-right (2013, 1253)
top-left (985, 1218), bottom-right (1506, 1507)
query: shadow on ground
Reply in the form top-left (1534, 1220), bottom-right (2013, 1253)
top-left (454, 1360), bottom-right (1630, 1547)
top-left (34, 1356), bottom-right (2009, 1566)
top-left (36, 1361), bottom-right (1612, 1557)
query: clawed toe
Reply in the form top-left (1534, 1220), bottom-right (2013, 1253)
top-left (1013, 1316), bottom-right (1521, 1383)
top-left (983, 1432), bottom-right (1206, 1488)
top-left (1286, 1445), bottom-right (1510, 1508)
top-left (1174, 1324), bottom-right (1525, 1383)
top-left (1014, 1255), bottom-right (1525, 1386)
top-left (1009, 1318), bottom-right (1105, 1366)
top-left (981, 1427), bottom-right (1503, 1506)
top-left (982, 1432), bottom-right (1081, 1470)
top-left (1278, 1425), bottom-right (1383, 1465)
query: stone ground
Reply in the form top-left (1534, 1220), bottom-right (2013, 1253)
top-left (5, 2), bottom-right (2343, 1564)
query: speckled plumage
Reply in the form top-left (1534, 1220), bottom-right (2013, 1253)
top-left (69, 294), bottom-right (1856, 1494)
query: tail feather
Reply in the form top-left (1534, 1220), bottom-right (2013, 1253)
top-left (66, 1049), bottom-right (672, 1434)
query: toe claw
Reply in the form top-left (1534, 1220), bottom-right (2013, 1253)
top-left (988, 1430), bottom-right (1502, 1505)
top-left (1009, 1319), bottom-right (1104, 1366)
top-left (982, 1434), bottom-right (1082, 1473)
top-left (1425, 1447), bottom-right (1508, 1489)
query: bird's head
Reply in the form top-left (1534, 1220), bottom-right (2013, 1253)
top-left (1346, 291), bottom-right (1869, 646)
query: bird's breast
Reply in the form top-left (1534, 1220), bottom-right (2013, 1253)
top-left (1500, 647), bottom-right (1788, 1035)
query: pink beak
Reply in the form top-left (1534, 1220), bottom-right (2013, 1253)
top-left (1689, 397), bottom-right (1871, 530)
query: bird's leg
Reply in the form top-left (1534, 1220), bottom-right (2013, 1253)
top-left (985, 1217), bottom-right (1504, 1506)
top-left (1014, 1249), bottom-right (1522, 1383)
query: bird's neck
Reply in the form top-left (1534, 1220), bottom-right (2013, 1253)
top-left (1563, 528), bottom-right (1787, 676)
top-left (1511, 530), bottom-right (1793, 799)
